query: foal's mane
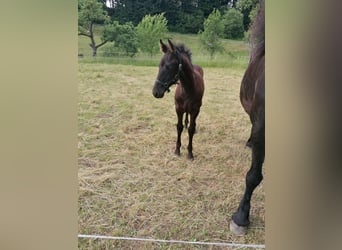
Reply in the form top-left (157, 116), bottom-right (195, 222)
top-left (175, 44), bottom-right (192, 64)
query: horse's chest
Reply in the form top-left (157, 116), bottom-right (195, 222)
top-left (175, 82), bottom-right (202, 112)
top-left (175, 93), bottom-right (200, 112)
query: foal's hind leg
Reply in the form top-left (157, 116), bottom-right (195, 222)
top-left (230, 119), bottom-right (264, 235)
top-left (187, 110), bottom-right (199, 160)
top-left (184, 113), bottom-right (189, 129)
top-left (175, 110), bottom-right (184, 156)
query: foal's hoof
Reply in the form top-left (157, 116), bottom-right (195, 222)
top-left (174, 149), bottom-right (180, 156)
top-left (187, 153), bottom-right (194, 160)
top-left (229, 220), bottom-right (248, 236)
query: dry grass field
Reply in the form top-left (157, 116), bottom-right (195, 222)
top-left (78, 63), bottom-right (265, 249)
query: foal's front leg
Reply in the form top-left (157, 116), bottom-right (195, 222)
top-left (175, 110), bottom-right (184, 156)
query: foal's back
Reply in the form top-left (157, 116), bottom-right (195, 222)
top-left (193, 64), bottom-right (204, 78)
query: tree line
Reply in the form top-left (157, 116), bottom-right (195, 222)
top-left (78, 0), bottom-right (260, 57)
top-left (101, 0), bottom-right (258, 34)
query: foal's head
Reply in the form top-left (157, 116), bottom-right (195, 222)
top-left (152, 39), bottom-right (186, 98)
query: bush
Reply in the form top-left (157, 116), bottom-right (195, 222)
top-left (222, 8), bottom-right (245, 40)
top-left (198, 9), bottom-right (225, 59)
top-left (103, 21), bottom-right (138, 57)
top-left (137, 13), bottom-right (168, 56)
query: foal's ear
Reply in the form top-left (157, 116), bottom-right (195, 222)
top-left (167, 39), bottom-right (175, 53)
top-left (160, 39), bottom-right (168, 53)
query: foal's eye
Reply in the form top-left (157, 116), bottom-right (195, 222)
top-left (165, 63), bottom-right (176, 70)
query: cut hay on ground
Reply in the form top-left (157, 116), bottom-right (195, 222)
top-left (78, 64), bottom-right (264, 249)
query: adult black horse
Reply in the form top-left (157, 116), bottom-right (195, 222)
top-left (230, 0), bottom-right (265, 235)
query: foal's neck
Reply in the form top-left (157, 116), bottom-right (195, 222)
top-left (179, 57), bottom-right (194, 93)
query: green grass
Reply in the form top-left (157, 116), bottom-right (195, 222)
top-left (78, 26), bottom-right (249, 69)
top-left (78, 64), bottom-right (265, 249)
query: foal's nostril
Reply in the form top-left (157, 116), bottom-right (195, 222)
top-left (153, 82), bottom-right (165, 98)
top-left (152, 90), bottom-right (158, 98)
top-left (154, 92), bottom-right (164, 98)
top-left (152, 88), bottom-right (163, 98)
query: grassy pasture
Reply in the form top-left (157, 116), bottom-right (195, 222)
top-left (78, 63), bottom-right (265, 249)
top-left (78, 27), bottom-right (249, 69)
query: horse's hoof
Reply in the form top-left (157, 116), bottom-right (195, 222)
top-left (187, 153), bottom-right (194, 160)
top-left (174, 149), bottom-right (180, 156)
top-left (229, 220), bottom-right (248, 236)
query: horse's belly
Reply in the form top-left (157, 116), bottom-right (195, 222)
top-left (241, 98), bottom-right (252, 115)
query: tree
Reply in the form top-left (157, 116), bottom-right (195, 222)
top-left (103, 21), bottom-right (138, 57)
top-left (136, 13), bottom-right (168, 56)
top-left (78, 0), bottom-right (110, 56)
top-left (177, 9), bottom-right (204, 34)
top-left (108, 0), bottom-right (232, 34)
top-left (222, 8), bottom-right (244, 39)
top-left (199, 9), bottom-right (224, 59)
top-left (162, 0), bottom-right (182, 32)
top-left (109, 0), bottom-right (165, 26)
top-left (235, 0), bottom-right (259, 31)
top-left (248, 2), bottom-right (260, 26)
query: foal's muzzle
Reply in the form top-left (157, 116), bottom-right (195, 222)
top-left (152, 80), bottom-right (166, 98)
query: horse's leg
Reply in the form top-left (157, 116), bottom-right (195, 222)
top-left (175, 109), bottom-right (184, 156)
top-left (187, 110), bottom-right (199, 160)
top-left (230, 119), bottom-right (265, 235)
top-left (246, 132), bottom-right (252, 148)
top-left (246, 117), bottom-right (253, 148)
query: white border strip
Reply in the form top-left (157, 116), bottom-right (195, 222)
top-left (78, 234), bottom-right (265, 249)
